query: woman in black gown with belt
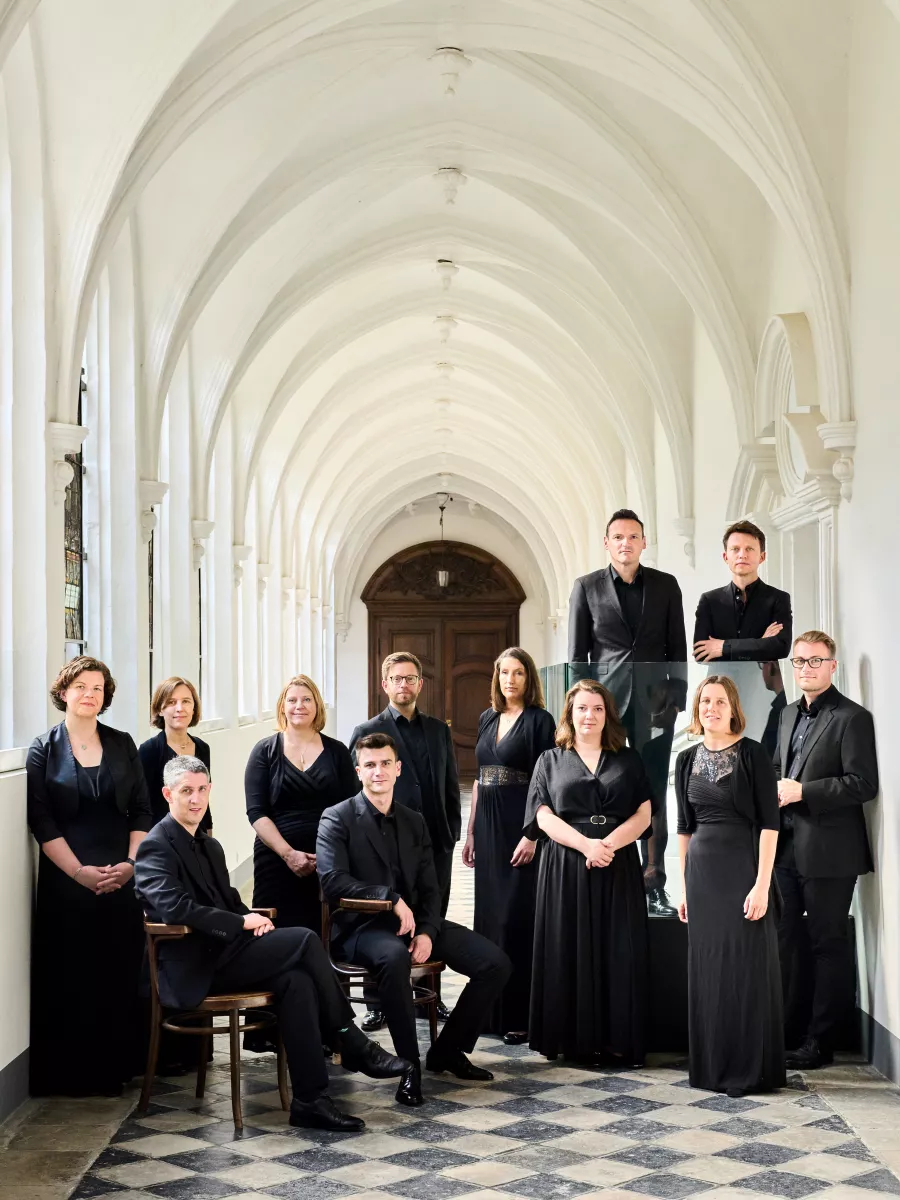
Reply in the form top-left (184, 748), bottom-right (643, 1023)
top-left (139, 676), bottom-right (212, 830)
top-left (676, 675), bottom-right (784, 1096)
top-left (245, 674), bottom-right (358, 931)
top-left (462, 648), bottom-right (556, 1042)
top-left (526, 679), bottom-right (652, 1065)
top-left (27, 657), bottom-right (152, 1095)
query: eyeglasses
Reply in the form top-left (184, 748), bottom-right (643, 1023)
top-left (388, 674), bottom-right (420, 685)
top-left (790, 657), bottom-right (834, 669)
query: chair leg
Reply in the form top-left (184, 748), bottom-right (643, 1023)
top-left (229, 1009), bottom-right (243, 1131)
top-left (196, 1016), bottom-right (212, 1099)
top-left (138, 998), bottom-right (162, 1114)
top-left (276, 1030), bottom-right (290, 1112)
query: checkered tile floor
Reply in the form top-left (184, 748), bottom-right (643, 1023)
top-left (52, 799), bottom-right (900, 1200)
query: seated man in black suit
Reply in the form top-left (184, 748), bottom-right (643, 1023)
top-left (694, 520), bottom-right (792, 663)
top-left (317, 733), bottom-right (511, 1108)
top-left (134, 755), bottom-right (409, 1131)
top-left (773, 632), bottom-right (879, 1069)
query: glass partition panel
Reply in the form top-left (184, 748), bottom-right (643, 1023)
top-left (538, 661), bottom-right (786, 907)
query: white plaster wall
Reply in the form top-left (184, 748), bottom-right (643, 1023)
top-left (841, 0), bottom-right (900, 1065)
top-left (201, 719), bottom-right (274, 875)
top-left (0, 768), bottom-right (32, 1081)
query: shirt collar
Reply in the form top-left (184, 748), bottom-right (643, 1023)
top-left (168, 815), bottom-right (205, 847)
top-left (609, 563), bottom-right (643, 585)
top-left (362, 794), bottom-right (395, 822)
top-left (731, 577), bottom-right (761, 601)
top-left (389, 703), bottom-right (419, 725)
top-left (800, 685), bottom-right (837, 717)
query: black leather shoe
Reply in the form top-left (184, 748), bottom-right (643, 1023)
top-left (647, 888), bottom-right (678, 917)
top-left (289, 1095), bottom-right (365, 1131)
top-left (785, 1037), bottom-right (833, 1069)
top-left (425, 1048), bottom-right (494, 1081)
top-left (502, 1032), bottom-right (529, 1045)
top-left (361, 1008), bottom-right (385, 1033)
top-left (341, 1037), bottom-right (411, 1080)
top-left (395, 1064), bottom-right (424, 1107)
top-left (435, 1000), bottom-right (453, 1021)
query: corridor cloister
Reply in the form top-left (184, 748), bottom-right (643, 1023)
top-left (1, 0), bottom-right (900, 1196)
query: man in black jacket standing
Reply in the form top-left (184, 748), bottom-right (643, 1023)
top-left (568, 508), bottom-right (687, 916)
top-left (349, 651), bottom-right (461, 1027)
top-left (317, 734), bottom-right (510, 1108)
top-left (134, 756), bottom-right (409, 1130)
top-left (694, 520), bottom-right (792, 663)
top-left (773, 632), bottom-right (879, 1068)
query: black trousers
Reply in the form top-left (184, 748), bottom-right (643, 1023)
top-left (622, 705), bottom-right (673, 893)
top-left (775, 864), bottom-right (857, 1050)
top-left (346, 918), bottom-right (510, 1064)
top-left (212, 927), bottom-right (354, 1102)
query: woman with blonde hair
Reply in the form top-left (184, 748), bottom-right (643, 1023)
top-left (245, 675), bottom-right (358, 931)
top-left (139, 676), bottom-right (212, 830)
top-left (676, 676), bottom-right (784, 1096)
top-left (525, 679), bottom-right (652, 1065)
top-left (462, 647), bottom-right (556, 1043)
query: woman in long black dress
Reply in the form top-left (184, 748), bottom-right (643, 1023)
top-left (526, 679), bottom-right (652, 1065)
top-left (676, 675), bottom-right (784, 1096)
top-left (245, 674), bottom-right (358, 931)
top-left (462, 647), bottom-right (555, 1042)
top-left (27, 657), bottom-right (152, 1095)
top-left (139, 676), bottom-right (212, 830)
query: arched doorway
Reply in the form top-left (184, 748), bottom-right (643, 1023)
top-left (362, 541), bottom-right (526, 775)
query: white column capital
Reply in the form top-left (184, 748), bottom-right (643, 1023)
top-left (49, 422), bottom-right (89, 505)
top-left (257, 562), bottom-right (272, 600)
top-left (672, 517), bottom-right (696, 568)
top-left (232, 544), bottom-right (252, 586)
top-left (138, 480), bottom-right (169, 544)
top-left (335, 615), bottom-right (351, 642)
top-left (817, 420), bottom-right (856, 500)
top-left (191, 519), bottom-right (215, 568)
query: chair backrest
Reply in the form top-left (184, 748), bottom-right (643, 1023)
top-left (318, 887), bottom-right (393, 959)
top-left (143, 920), bottom-right (190, 1006)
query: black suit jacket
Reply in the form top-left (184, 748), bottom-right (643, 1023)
top-left (316, 794), bottom-right (442, 959)
top-left (134, 814), bottom-right (248, 1008)
top-left (693, 580), bottom-right (792, 661)
top-left (348, 708), bottom-right (461, 852)
top-left (139, 730), bottom-right (212, 831)
top-left (568, 565), bottom-right (687, 665)
top-left (772, 688), bottom-right (877, 878)
top-left (27, 721), bottom-right (152, 845)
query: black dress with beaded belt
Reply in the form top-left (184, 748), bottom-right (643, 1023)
top-left (524, 745), bottom-right (652, 1062)
top-left (473, 706), bottom-right (556, 1035)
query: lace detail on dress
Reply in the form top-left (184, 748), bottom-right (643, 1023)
top-left (691, 741), bottom-right (740, 783)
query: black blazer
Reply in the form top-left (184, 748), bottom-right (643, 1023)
top-left (134, 814), bottom-right (248, 1009)
top-left (675, 737), bottom-right (780, 834)
top-left (772, 688), bottom-right (877, 878)
top-left (693, 580), bottom-right (792, 661)
top-left (27, 721), bottom-right (152, 846)
top-left (139, 730), bottom-right (212, 831)
top-left (568, 565), bottom-right (687, 665)
top-left (348, 708), bottom-right (461, 852)
top-left (316, 794), bottom-right (442, 958)
top-left (244, 731), bottom-right (359, 824)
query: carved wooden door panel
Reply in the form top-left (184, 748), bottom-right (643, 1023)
top-left (443, 617), bottom-right (516, 776)
top-left (370, 616), bottom-right (442, 718)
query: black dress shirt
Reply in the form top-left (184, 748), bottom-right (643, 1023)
top-left (611, 565), bottom-right (644, 641)
top-left (389, 705), bottom-right (436, 813)
top-left (732, 577), bottom-right (761, 635)
top-left (778, 685), bottom-right (838, 859)
top-left (363, 796), bottom-right (402, 902)
top-left (170, 820), bottom-right (232, 911)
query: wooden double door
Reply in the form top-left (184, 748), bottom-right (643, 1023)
top-left (369, 613), bottom-right (518, 777)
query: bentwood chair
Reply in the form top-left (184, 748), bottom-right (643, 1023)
top-left (319, 893), bottom-right (445, 1046)
top-left (138, 909), bottom-right (289, 1130)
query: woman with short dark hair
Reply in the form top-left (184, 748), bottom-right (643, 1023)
top-left (139, 676), bottom-right (212, 830)
top-left (462, 648), bottom-right (555, 1043)
top-left (525, 679), bottom-right (652, 1065)
top-left (27, 656), bottom-right (152, 1095)
top-left (676, 676), bottom-right (784, 1096)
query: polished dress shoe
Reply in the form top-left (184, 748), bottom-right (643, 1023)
top-left (340, 1036), bottom-right (411, 1079)
top-left (785, 1037), bottom-right (833, 1069)
top-left (395, 1063), bottom-right (424, 1107)
top-left (425, 1047), bottom-right (494, 1081)
top-left (647, 888), bottom-right (678, 917)
top-left (502, 1032), bottom-right (529, 1046)
top-left (290, 1094), bottom-right (365, 1131)
top-left (435, 999), bottom-right (453, 1021)
top-left (361, 1008), bottom-right (385, 1033)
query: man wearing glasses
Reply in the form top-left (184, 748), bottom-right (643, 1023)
top-left (773, 631), bottom-right (879, 1070)
top-left (349, 652), bottom-right (461, 1030)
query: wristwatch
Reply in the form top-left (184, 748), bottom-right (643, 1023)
top-left (126, 857), bottom-right (135, 867)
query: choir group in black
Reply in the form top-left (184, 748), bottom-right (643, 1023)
top-left (25, 512), bottom-right (880, 1128)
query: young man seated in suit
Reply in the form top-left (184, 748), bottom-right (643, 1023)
top-left (134, 755), bottom-right (409, 1131)
top-left (773, 632), bottom-right (879, 1069)
top-left (693, 520), bottom-right (793, 663)
top-left (317, 733), bottom-right (511, 1108)
top-left (349, 651), bottom-right (461, 1028)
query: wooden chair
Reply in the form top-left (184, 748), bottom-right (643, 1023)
top-left (138, 908), bottom-right (289, 1130)
top-left (320, 894), bottom-right (445, 1046)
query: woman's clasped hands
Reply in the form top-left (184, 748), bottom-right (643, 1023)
top-left (583, 838), bottom-right (615, 869)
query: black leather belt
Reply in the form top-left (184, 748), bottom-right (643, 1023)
top-left (478, 766), bottom-right (530, 786)
top-left (571, 815), bottom-right (620, 837)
